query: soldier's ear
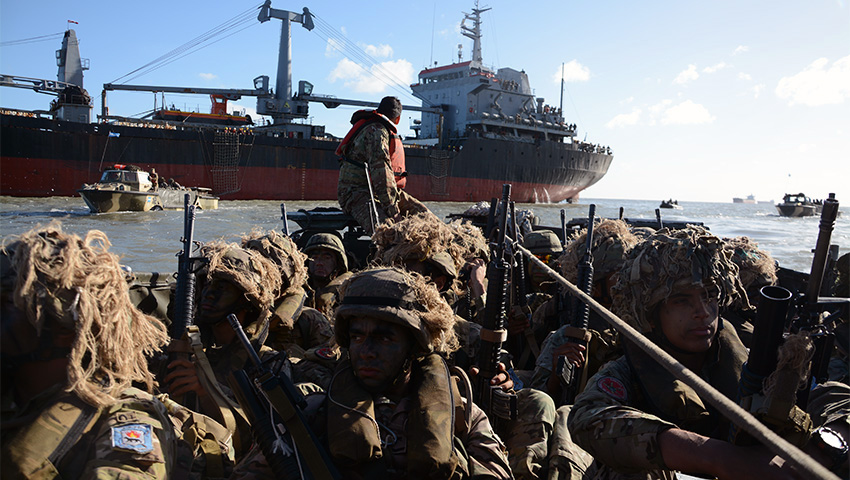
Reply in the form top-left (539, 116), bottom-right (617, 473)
top-left (392, 116), bottom-right (401, 125)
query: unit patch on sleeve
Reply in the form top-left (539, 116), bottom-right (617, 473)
top-left (111, 423), bottom-right (154, 454)
top-left (597, 376), bottom-right (628, 402)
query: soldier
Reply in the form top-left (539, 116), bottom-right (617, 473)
top-left (163, 241), bottom-right (281, 460)
top-left (722, 236), bottom-right (779, 348)
top-left (302, 232), bottom-right (353, 318)
top-left (336, 96), bottom-right (431, 234)
top-left (230, 267), bottom-right (513, 479)
top-left (1, 223), bottom-right (177, 478)
top-left (568, 226), bottom-right (848, 479)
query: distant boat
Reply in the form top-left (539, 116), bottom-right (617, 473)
top-left (78, 164), bottom-right (219, 213)
top-left (732, 194), bottom-right (756, 204)
top-left (775, 193), bottom-right (821, 217)
top-left (659, 199), bottom-right (682, 210)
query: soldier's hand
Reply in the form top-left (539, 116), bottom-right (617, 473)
top-left (164, 358), bottom-right (208, 398)
top-left (553, 342), bottom-right (585, 369)
top-left (470, 362), bottom-right (514, 391)
top-left (466, 258), bottom-right (487, 298)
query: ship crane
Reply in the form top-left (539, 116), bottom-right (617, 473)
top-left (0, 75), bottom-right (77, 95)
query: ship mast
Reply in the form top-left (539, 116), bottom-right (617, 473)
top-left (461, 1), bottom-right (490, 64)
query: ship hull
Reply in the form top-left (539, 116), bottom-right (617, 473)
top-left (1, 114), bottom-right (612, 203)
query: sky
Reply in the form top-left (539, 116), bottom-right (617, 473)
top-left (1, 0), bottom-right (848, 203)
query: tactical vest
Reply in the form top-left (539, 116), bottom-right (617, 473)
top-left (326, 353), bottom-right (469, 478)
top-left (336, 111), bottom-right (407, 189)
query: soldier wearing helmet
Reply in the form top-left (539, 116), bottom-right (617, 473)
top-left (303, 232), bottom-right (353, 318)
top-left (568, 226), bottom-right (822, 479)
top-left (721, 236), bottom-right (778, 348)
top-left (230, 267), bottom-right (512, 479)
top-left (163, 240), bottom-right (281, 459)
top-left (1, 223), bottom-right (177, 478)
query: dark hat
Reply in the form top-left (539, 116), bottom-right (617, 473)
top-left (377, 96), bottom-right (402, 119)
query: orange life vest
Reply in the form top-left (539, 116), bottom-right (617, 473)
top-left (336, 110), bottom-right (407, 189)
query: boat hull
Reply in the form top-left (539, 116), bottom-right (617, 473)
top-left (776, 204), bottom-right (817, 217)
top-left (1, 113), bottom-right (612, 203)
top-left (78, 189), bottom-right (159, 213)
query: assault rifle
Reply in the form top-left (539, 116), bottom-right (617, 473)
top-left (227, 314), bottom-right (341, 480)
top-left (171, 193), bottom-right (200, 339)
top-left (555, 204), bottom-right (596, 406)
top-left (509, 201), bottom-right (539, 370)
top-left (473, 184), bottom-right (518, 422)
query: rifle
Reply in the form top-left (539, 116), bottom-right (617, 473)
top-left (509, 201), bottom-right (538, 369)
top-left (560, 209), bottom-right (568, 248)
top-left (227, 314), bottom-right (341, 480)
top-left (473, 184), bottom-right (518, 422)
top-left (555, 204), bottom-right (596, 406)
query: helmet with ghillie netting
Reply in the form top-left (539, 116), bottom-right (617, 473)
top-left (202, 241), bottom-right (282, 341)
top-left (724, 236), bottom-right (778, 309)
top-left (334, 267), bottom-right (459, 355)
top-left (447, 219), bottom-right (489, 264)
top-left (372, 213), bottom-right (462, 282)
top-left (610, 225), bottom-right (746, 333)
top-left (559, 219), bottom-right (640, 284)
top-left (241, 230), bottom-right (307, 297)
top-left (0, 222), bottom-right (169, 407)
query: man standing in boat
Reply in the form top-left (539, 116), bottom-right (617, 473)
top-left (336, 96), bottom-right (430, 235)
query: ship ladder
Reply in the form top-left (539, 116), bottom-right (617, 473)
top-left (428, 149), bottom-right (451, 196)
top-left (212, 129), bottom-right (240, 195)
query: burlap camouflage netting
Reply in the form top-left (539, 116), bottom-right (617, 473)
top-left (241, 229), bottom-right (308, 297)
top-left (335, 267), bottom-right (459, 355)
top-left (611, 225), bottom-right (746, 333)
top-left (724, 236), bottom-right (778, 309)
top-left (559, 219), bottom-right (640, 284)
top-left (1, 222), bottom-right (169, 407)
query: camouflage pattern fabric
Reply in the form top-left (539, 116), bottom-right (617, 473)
top-left (337, 123), bottom-right (401, 222)
top-left (500, 388), bottom-right (556, 479)
top-left (308, 270), bottom-right (353, 318)
top-left (547, 405), bottom-right (596, 480)
top-left (530, 326), bottom-right (621, 393)
top-left (559, 219), bottom-right (639, 285)
top-left (2, 386), bottom-right (176, 479)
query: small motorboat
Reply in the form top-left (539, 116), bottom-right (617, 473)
top-left (78, 164), bottom-right (219, 213)
top-left (659, 199), bottom-right (682, 210)
top-left (775, 193), bottom-right (821, 217)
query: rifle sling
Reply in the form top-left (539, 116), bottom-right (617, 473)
top-left (187, 326), bottom-right (251, 454)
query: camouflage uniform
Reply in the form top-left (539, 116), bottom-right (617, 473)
top-left (230, 267), bottom-right (512, 479)
top-left (337, 122), bottom-right (428, 234)
top-left (2, 385), bottom-right (176, 479)
top-left (304, 233), bottom-right (353, 318)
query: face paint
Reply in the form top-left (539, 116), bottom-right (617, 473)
top-left (658, 285), bottom-right (720, 354)
top-left (347, 317), bottom-right (414, 394)
top-left (309, 249), bottom-right (337, 280)
top-left (197, 278), bottom-right (246, 324)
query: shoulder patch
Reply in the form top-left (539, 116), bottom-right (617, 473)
top-left (111, 423), bottom-right (154, 454)
top-left (315, 346), bottom-right (335, 360)
top-left (597, 376), bottom-right (628, 402)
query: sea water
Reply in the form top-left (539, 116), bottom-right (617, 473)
top-left (1, 196), bottom-right (847, 275)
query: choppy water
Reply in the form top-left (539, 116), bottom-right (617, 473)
top-left (1, 196), bottom-right (847, 275)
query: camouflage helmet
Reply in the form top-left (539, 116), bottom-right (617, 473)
top-left (303, 233), bottom-right (349, 273)
top-left (611, 226), bottom-right (745, 333)
top-left (203, 241), bottom-right (282, 312)
top-left (524, 230), bottom-right (563, 255)
top-left (724, 236), bottom-right (777, 308)
top-left (373, 213), bottom-right (465, 278)
top-left (242, 230), bottom-right (307, 296)
top-left (334, 267), bottom-right (458, 354)
top-left (559, 220), bottom-right (640, 284)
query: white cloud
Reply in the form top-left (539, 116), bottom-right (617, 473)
top-left (749, 84), bottom-right (765, 98)
top-left (359, 43), bottom-right (394, 58)
top-left (620, 96), bottom-right (634, 105)
top-left (733, 45), bottom-right (749, 56)
top-left (703, 62), bottom-right (728, 74)
top-left (673, 64), bottom-right (699, 84)
top-left (199, 73), bottom-right (217, 81)
top-left (328, 58), bottom-right (414, 94)
top-left (552, 60), bottom-right (590, 83)
top-left (660, 100), bottom-right (715, 125)
top-left (738, 72), bottom-right (752, 81)
top-left (775, 55), bottom-right (850, 106)
top-left (325, 38), bottom-right (344, 57)
top-left (606, 108), bottom-right (641, 128)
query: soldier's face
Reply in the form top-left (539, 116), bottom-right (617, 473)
top-left (198, 278), bottom-right (245, 324)
top-left (309, 250), bottom-right (337, 279)
top-left (348, 317), bottom-right (414, 394)
top-left (658, 285), bottom-right (719, 353)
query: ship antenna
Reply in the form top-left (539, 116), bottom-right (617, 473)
top-left (461, 1), bottom-right (491, 64)
top-left (559, 62), bottom-right (564, 117)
